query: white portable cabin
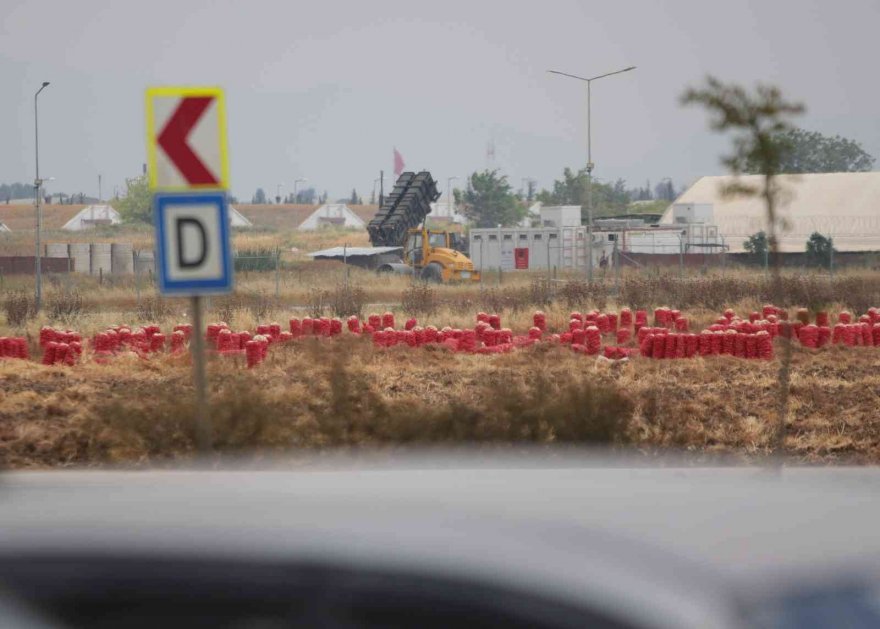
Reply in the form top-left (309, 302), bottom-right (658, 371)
top-left (469, 226), bottom-right (611, 271)
top-left (298, 204), bottom-right (366, 231)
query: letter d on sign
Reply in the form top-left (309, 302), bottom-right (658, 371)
top-left (177, 217), bottom-right (208, 268)
top-left (153, 191), bottom-right (233, 295)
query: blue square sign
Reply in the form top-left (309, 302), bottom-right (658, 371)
top-left (153, 192), bottom-right (234, 295)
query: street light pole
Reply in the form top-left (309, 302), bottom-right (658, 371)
top-left (548, 66), bottom-right (635, 282)
top-left (447, 176), bottom-right (458, 218)
top-left (34, 81), bottom-right (50, 312)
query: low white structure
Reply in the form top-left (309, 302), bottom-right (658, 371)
top-left (663, 173), bottom-right (880, 252)
top-left (0, 222), bottom-right (10, 232)
top-left (228, 206), bottom-right (253, 228)
top-left (61, 205), bottom-right (121, 231)
top-left (429, 199), bottom-right (467, 224)
top-left (539, 205), bottom-right (581, 228)
top-left (469, 226), bottom-right (611, 271)
top-left (298, 204), bottom-right (366, 231)
top-left (517, 202), bottom-right (543, 227)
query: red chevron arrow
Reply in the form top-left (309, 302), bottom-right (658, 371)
top-left (157, 96), bottom-right (219, 185)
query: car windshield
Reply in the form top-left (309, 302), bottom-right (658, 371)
top-left (3, 1), bottom-right (879, 626)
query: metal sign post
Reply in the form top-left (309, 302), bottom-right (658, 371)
top-left (146, 85), bottom-right (232, 453)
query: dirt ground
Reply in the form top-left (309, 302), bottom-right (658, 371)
top-left (2, 337), bottom-right (879, 468)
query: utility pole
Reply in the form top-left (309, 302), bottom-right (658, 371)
top-left (447, 176), bottom-right (458, 218)
top-left (34, 81), bottom-right (50, 312)
top-left (548, 65), bottom-right (636, 282)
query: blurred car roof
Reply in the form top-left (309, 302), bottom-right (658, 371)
top-left (2, 457), bottom-right (880, 629)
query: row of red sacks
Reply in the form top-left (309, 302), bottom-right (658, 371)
top-left (0, 337), bottom-right (29, 359)
top-left (640, 329), bottom-right (774, 360)
top-left (21, 303), bottom-right (880, 368)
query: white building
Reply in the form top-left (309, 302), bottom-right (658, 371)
top-left (227, 206), bottom-right (253, 228)
top-left (298, 204), bottom-right (366, 231)
top-left (663, 173), bottom-right (880, 252)
top-left (429, 199), bottom-right (467, 224)
top-left (61, 205), bottom-right (121, 231)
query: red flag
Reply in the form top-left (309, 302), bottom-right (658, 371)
top-left (393, 148), bottom-right (405, 177)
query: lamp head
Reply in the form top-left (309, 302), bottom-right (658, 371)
top-left (42, 81), bottom-right (50, 87)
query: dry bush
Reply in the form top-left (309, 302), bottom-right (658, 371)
top-left (55, 344), bottom-right (632, 464)
top-left (472, 286), bottom-right (533, 314)
top-left (212, 290), bottom-right (273, 324)
top-left (3, 291), bottom-right (34, 326)
top-left (528, 277), bottom-right (555, 307)
top-left (305, 287), bottom-right (329, 318)
top-left (330, 283), bottom-right (366, 318)
top-left (401, 283), bottom-right (438, 317)
top-left (47, 290), bottom-right (87, 322)
top-left (136, 295), bottom-right (175, 322)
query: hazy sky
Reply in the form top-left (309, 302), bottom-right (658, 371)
top-left (2, 0), bottom-right (878, 202)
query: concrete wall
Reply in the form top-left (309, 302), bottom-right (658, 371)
top-left (89, 243), bottom-right (112, 277)
top-left (0, 257), bottom-right (72, 275)
top-left (111, 243), bottom-right (134, 274)
top-left (68, 244), bottom-right (91, 275)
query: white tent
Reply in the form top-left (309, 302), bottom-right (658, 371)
top-left (61, 205), bottom-right (121, 231)
top-left (228, 205), bottom-right (252, 227)
top-left (298, 204), bottom-right (365, 231)
top-left (662, 172), bottom-right (880, 252)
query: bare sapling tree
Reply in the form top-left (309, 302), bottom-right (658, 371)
top-left (681, 76), bottom-right (804, 455)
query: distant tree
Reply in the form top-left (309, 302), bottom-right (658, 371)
top-left (252, 188), bottom-right (268, 204)
top-left (745, 127), bottom-right (875, 174)
top-left (654, 179), bottom-right (676, 202)
top-left (295, 187), bottom-right (316, 204)
top-left (526, 179), bottom-right (536, 202)
top-left (320, 191), bottom-right (328, 204)
top-left (454, 170), bottom-right (523, 227)
top-left (743, 231), bottom-right (769, 263)
top-left (536, 167), bottom-right (630, 218)
top-left (0, 182), bottom-right (35, 200)
top-left (805, 232), bottom-right (834, 267)
top-left (112, 176), bottom-right (152, 223)
top-left (350, 188), bottom-right (359, 205)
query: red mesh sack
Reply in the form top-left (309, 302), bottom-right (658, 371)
top-left (584, 327), bottom-right (601, 355)
top-left (756, 331), bottom-right (773, 359)
top-left (532, 311), bottom-right (546, 331)
top-left (699, 331), bottom-right (713, 356)
top-left (799, 324), bottom-right (818, 349)
top-left (382, 312), bottom-right (395, 329)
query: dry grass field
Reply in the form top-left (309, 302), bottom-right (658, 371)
top-left (2, 225), bottom-right (880, 468)
top-left (2, 334), bottom-right (878, 468)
